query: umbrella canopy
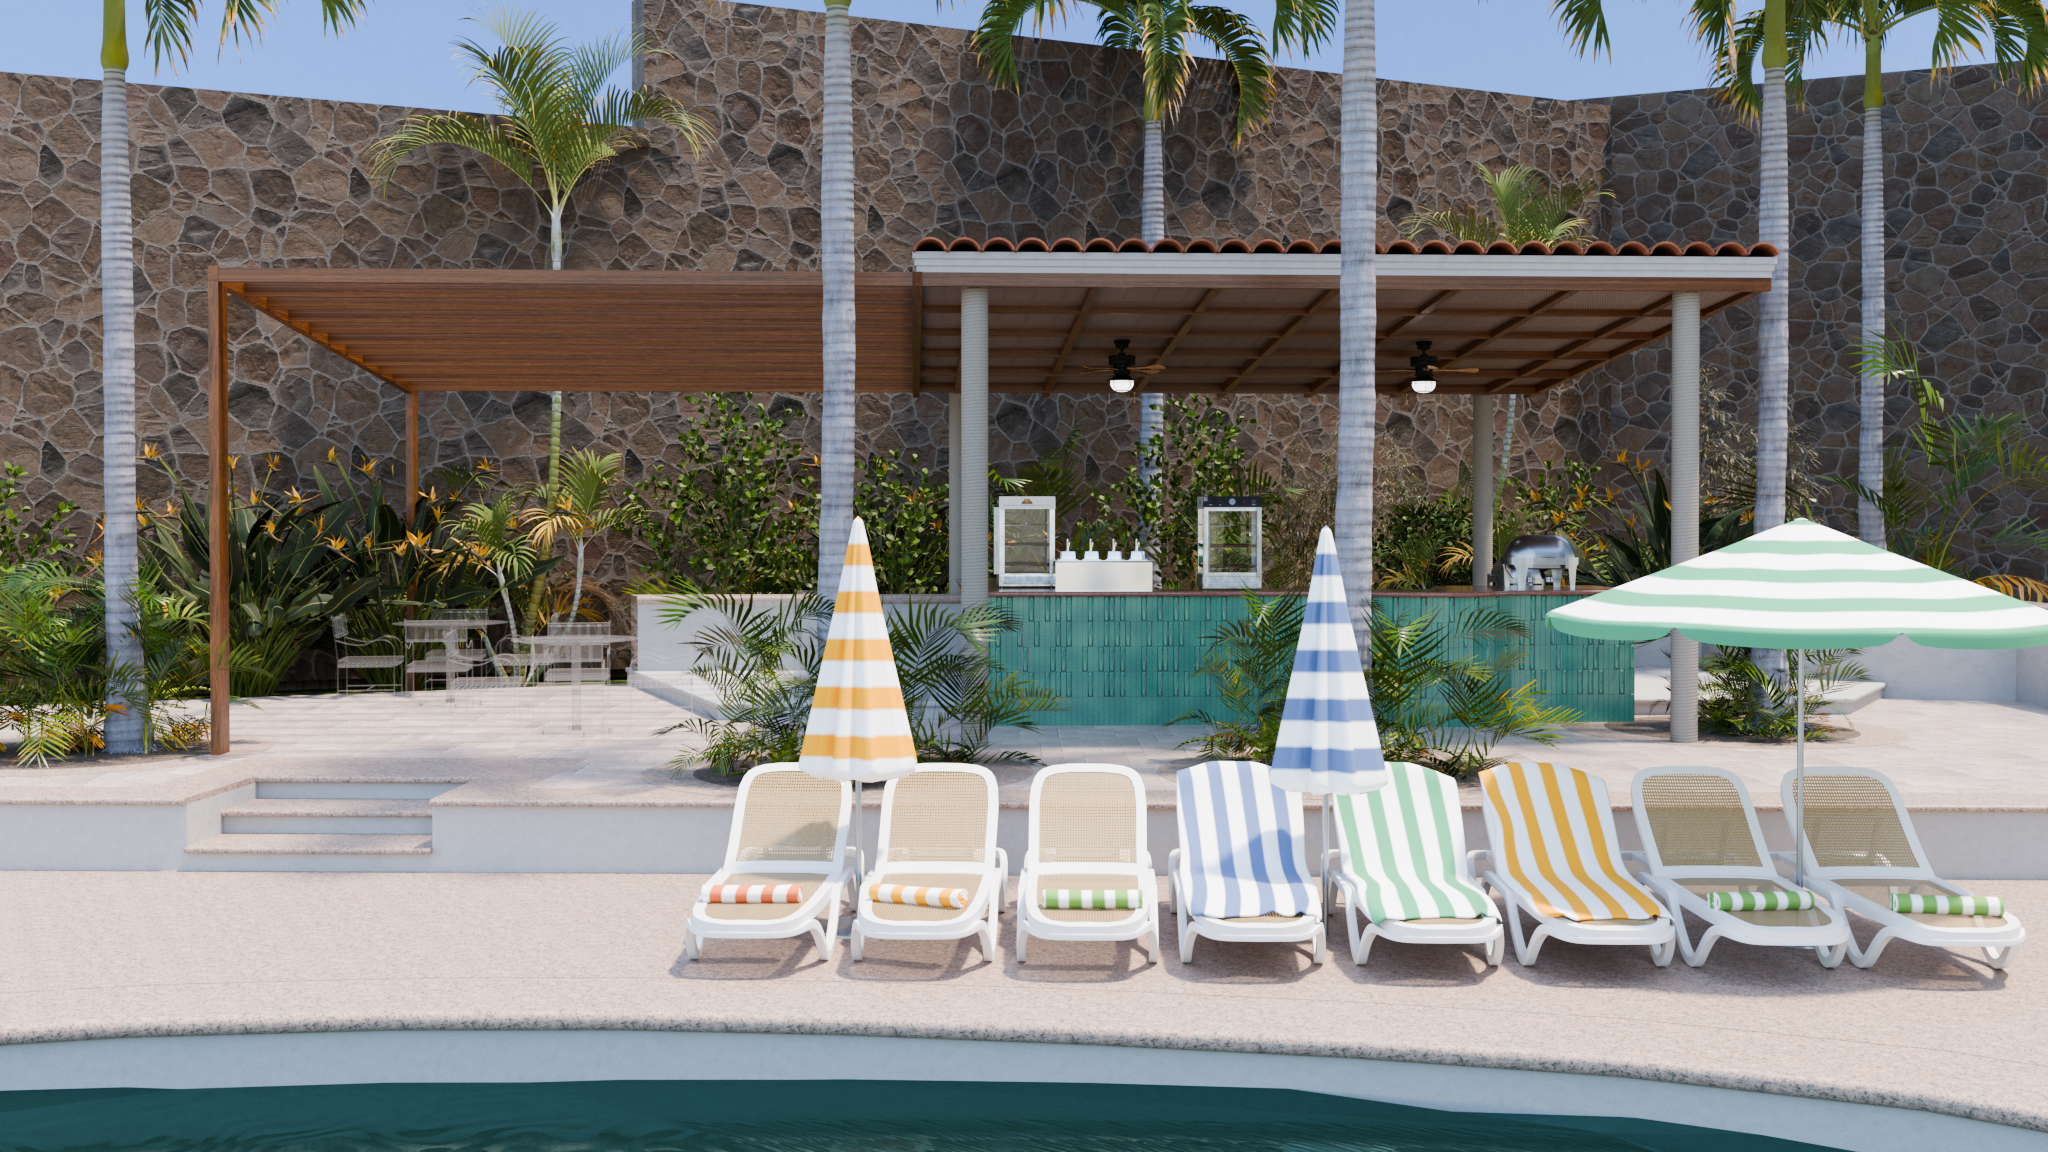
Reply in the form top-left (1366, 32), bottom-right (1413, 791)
top-left (798, 518), bottom-right (919, 784)
top-left (1268, 527), bottom-right (1389, 796)
top-left (1549, 519), bottom-right (2048, 651)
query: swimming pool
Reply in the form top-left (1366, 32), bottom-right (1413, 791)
top-left (0, 1079), bottom-right (1842, 1151)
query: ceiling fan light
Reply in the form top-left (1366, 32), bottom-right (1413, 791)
top-left (1109, 370), bottom-right (1137, 394)
top-left (1409, 369), bottom-right (1437, 395)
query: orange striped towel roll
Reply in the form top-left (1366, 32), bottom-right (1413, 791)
top-left (706, 883), bottom-right (805, 904)
top-left (866, 882), bottom-right (969, 909)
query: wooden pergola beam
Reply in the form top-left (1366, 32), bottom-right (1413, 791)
top-left (1221, 289), bottom-right (1335, 393)
top-left (1041, 287), bottom-right (1098, 393)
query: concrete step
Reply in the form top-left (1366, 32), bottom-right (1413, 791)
top-left (185, 834), bottom-right (433, 855)
top-left (254, 780), bottom-right (459, 800)
top-left (221, 798), bottom-right (433, 834)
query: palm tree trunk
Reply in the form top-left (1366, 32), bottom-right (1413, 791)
top-left (1857, 18), bottom-right (1885, 547)
top-left (570, 538), bottom-right (586, 622)
top-left (1753, 4), bottom-right (1790, 533)
top-left (817, 0), bottom-right (857, 597)
top-left (1335, 0), bottom-right (1377, 657)
top-left (100, 3), bottom-right (143, 753)
top-left (525, 202), bottom-right (569, 631)
top-left (1141, 117), bottom-right (1165, 242)
top-left (1138, 117), bottom-right (1164, 550)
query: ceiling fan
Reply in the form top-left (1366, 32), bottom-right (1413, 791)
top-left (1405, 340), bottom-right (1480, 394)
top-left (1074, 338), bottom-right (1167, 394)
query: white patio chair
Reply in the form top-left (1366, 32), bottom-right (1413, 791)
top-left (1016, 763), bottom-right (1159, 964)
top-left (852, 763), bottom-right (1007, 961)
top-left (682, 764), bottom-right (854, 962)
top-left (330, 614), bottom-right (403, 693)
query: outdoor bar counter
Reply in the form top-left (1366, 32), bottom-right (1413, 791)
top-left (990, 588), bottom-right (1633, 726)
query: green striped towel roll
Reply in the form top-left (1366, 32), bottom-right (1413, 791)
top-left (1892, 893), bottom-right (2002, 917)
top-left (1707, 889), bottom-right (1814, 912)
top-left (1041, 889), bottom-right (1143, 910)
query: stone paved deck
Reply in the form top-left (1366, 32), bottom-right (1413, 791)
top-left (0, 870), bottom-right (2039, 1137)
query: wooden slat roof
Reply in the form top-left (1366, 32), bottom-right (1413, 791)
top-left (910, 237), bottom-right (1778, 396)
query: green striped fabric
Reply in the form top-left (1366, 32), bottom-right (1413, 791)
top-left (1548, 520), bottom-right (2048, 650)
top-left (1335, 761), bottom-right (1491, 924)
top-left (1041, 889), bottom-right (1144, 910)
top-left (1708, 889), bottom-right (1814, 912)
top-left (1892, 893), bottom-right (2002, 917)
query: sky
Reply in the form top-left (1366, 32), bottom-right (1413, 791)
top-left (0, 0), bottom-right (1991, 112)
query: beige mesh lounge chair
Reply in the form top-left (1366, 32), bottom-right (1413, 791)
top-left (682, 763), bottom-right (853, 962)
top-left (1629, 767), bottom-right (1850, 968)
top-left (1782, 767), bottom-right (2024, 969)
top-left (1016, 763), bottom-right (1159, 964)
top-left (1476, 761), bottom-right (1676, 967)
top-left (852, 763), bottom-right (1007, 961)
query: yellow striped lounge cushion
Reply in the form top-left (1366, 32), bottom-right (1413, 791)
top-left (1041, 889), bottom-right (1143, 910)
top-left (867, 882), bottom-right (969, 909)
top-left (706, 883), bottom-right (804, 904)
top-left (1480, 761), bottom-right (1664, 922)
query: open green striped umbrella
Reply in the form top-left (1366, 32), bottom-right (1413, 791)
top-left (1548, 519), bottom-right (2048, 650)
top-left (1549, 518), bottom-right (2048, 886)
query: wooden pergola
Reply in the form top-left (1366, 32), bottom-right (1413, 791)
top-left (200, 240), bottom-right (1775, 753)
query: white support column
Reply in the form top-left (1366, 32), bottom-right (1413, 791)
top-left (1471, 393), bottom-right (1494, 591)
top-left (1669, 291), bottom-right (1702, 743)
top-left (948, 394), bottom-right (962, 597)
top-left (960, 288), bottom-right (990, 608)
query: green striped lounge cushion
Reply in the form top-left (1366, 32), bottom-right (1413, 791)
top-left (1892, 894), bottom-right (2002, 917)
top-left (1708, 889), bottom-right (1814, 912)
top-left (1335, 762), bottom-right (1491, 924)
top-left (1041, 889), bottom-right (1143, 910)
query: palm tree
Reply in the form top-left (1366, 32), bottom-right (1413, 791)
top-left (367, 10), bottom-right (710, 504)
top-left (1399, 164), bottom-right (1610, 246)
top-left (521, 449), bottom-right (640, 625)
top-left (98, 0), bottom-right (366, 751)
top-left (1708, 0), bottom-right (2048, 547)
top-left (1335, 0), bottom-right (1377, 655)
top-left (445, 493), bottom-right (541, 630)
top-left (818, 0), bottom-right (856, 599)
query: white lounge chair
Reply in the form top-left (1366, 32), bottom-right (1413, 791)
top-left (1782, 767), bottom-right (2023, 969)
top-left (852, 763), bottom-right (1007, 961)
top-left (1016, 763), bottom-right (1159, 964)
top-left (1476, 761), bottom-right (1676, 967)
top-left (682, 763), bottom-right (853, 962)
top-left (1169, 760), bottom-right (1325, 965)
top-left (1630, 767), bottom-right (1850, 968)
top-left (1329, 761), bottom-right (1503, 966)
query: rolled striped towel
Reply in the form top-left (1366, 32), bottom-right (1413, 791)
top-left (867, 883), bottom-right (969, 909)
top-left (707, 883), bottom-right (804, 904)
top-left (1707, 889), bottom-right (1814, 912)
top-left (1892, 893), bottom-right (2002, 917)
top-left (1041, 889), bottom-right (1144, 910)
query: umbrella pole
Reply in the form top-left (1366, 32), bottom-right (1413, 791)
top-left (1322, 795), bottom-right (1335, 915)
top-left (1794, 648), bottom-right (1806, 890)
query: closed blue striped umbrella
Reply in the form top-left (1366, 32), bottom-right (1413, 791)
top-left (1268, 527), bottom-right (1389, 796)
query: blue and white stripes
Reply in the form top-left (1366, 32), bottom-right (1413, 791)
top-left (1268, 526), bottom-right (1388, 796)
top-left (1177, 760), bottom-right (1315, 919)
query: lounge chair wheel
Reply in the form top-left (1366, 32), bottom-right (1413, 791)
top-left (1484, 931), bottom-right (1504, 967)
top-left (1651, 937), bottom-right (1676, 968)
top-left (850, 927), bottom-right (865, 961)
top-left (682, 931), bottom-right (699, 962)
top-left (1817, 942), bottom-right (1846, 969)
top-left (1016, 926), bottom-right (1028, 963)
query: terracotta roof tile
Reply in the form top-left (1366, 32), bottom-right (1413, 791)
top-left (913, 235), bottom-right (1780, 258)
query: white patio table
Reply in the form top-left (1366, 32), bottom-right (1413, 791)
top-left (400, 617), bottom-right (503, 691)
top-left (515, 632), bottom-right (629, 732)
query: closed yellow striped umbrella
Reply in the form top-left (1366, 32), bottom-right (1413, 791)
top-left (799, 517), bottom-right (918, 785)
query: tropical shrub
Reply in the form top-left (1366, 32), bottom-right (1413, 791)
top-left (858, 452), bottom-right (949, 595)
top-left (0, 563), bottom-right (211, 763)
top-left (636, 394), bottom-right (820, 595)
top-left (1177, 596), bottom-right (1579, 775)
top-left (1112, 395), bottom-right (1269, 589)
top-left (1595, 458), bottom-right (1751, 585)
top-left (1699, 647), bottom-right (1868, 741)
top-left (1398, 164), bottom-right (1610, 247)
top-left (0, 464), bottom-right (80, 571)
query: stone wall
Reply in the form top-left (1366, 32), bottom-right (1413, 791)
top-left (1579, 67), bottom-right (2048, 578)
top-left (0, 0), bottom-right (1611, 593)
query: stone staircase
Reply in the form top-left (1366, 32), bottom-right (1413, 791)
top-left (185, 781), bottom-right (458, 865)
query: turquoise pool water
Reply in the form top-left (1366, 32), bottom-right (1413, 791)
top-left (0, 1080), bottom-right (1844, 1151)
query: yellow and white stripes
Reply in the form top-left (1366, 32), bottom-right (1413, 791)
top-left (867, 883), bottom-right (969, 908)
top-left (1481, 761), bottom-right (1664, 922)
top-left (799, 517), bottom-right (918, 780)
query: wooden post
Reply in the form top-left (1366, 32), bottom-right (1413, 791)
top-left (207, 270), bottom-right (230, 754)
top-left (404, 390), bottom-right (420, 522)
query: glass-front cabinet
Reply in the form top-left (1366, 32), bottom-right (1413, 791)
top-left (994, 495), bottom-right (1056, 587)
top-left (1198, 496), bottom-right (1262, 589)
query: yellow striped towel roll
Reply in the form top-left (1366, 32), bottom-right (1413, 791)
top-left (1707, 889), bottom-right (1813, 912)
top-left (707, 883), bottom-right (804, 904)
top-left (867, 883), bottom-right (969, 909)
top-left (1041, 889), bottom-right (1143, 910)
top-left (1892, 893), bottom-right (2002, 917)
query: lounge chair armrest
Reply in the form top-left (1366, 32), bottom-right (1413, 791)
top-left (1620, 850), bottom-right (1651, 878)
top-left (1467, 848), bottom-right (1493, 875)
